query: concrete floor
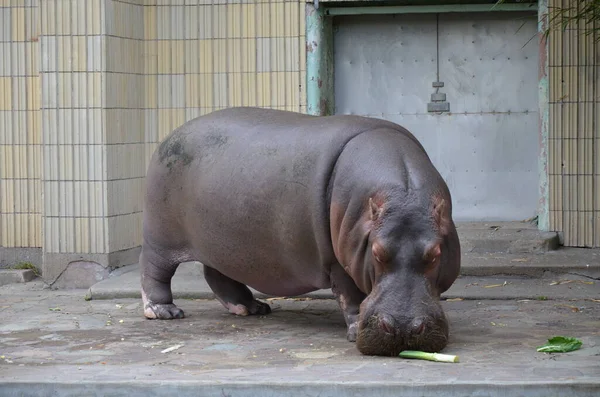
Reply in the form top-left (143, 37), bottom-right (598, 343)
top-left (1, 274), bottom-right (599, 396)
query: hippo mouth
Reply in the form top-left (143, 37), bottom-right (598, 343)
top-left (355, 310), bottom-right (450, 357)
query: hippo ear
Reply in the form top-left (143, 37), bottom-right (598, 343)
top-left (372, 240), bottom-right (386, 263)
top-left (433, 196), bottom-right (451, 236)
top-left (369, 197), bottom-right (383, 222)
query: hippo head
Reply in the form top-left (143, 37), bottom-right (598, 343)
top-left (350, 192), bottom-right (460, 356)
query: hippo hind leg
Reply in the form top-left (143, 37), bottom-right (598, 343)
top-left (140, 247), bottom-right (185, 320)
top-left (204, 265), bottom-right (271, 316)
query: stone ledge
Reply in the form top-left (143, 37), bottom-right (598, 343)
top-left (0, 269), bottom-right (37, 287)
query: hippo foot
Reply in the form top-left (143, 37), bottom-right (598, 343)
top-left (223, 299), bottom-right (271, 316)
top-left (347, 323), bottom-right (358, 342)
top-left (144, 303), bottom-right (185, 320)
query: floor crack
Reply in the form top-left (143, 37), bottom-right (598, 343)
top-left (567, 272), bottom-right (600, 281)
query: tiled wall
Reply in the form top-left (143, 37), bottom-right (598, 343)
top-left (0, 0), bottom-right (41, 250)
top-left (143, 0), bottom-right (307, 164)
top-left (39, 0), bottom-right (107, 261)
top-left (1, 0), bottom-right (598, 273)
top-left (104, 0), bottom-right (145, 254)
top-left (2, 0), bottom-right (307, 276)
top-left (548, 0), bottom-right (600, 247)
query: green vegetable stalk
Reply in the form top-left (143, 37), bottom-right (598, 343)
top-left (536, 336), bottom-right (582, 353)
top-left (399, 350), bottom-right (459, 363)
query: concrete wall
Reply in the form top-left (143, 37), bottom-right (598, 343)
top-left (547, 0), bottom-right (600, 247)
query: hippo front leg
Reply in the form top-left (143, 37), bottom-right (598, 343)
top-left (330, 264), bottom-right (366, 342)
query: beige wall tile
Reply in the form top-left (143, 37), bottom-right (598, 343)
top-left (145, 75), bottom-right (157, 108)
top-left (106, 37), bottom-right (144, 74)
top-left (242, 3), bottom-right (256, 38)
top-left (145, 109), bottom-right (158, 143)
top-left (185, 74), bottom-right (199, 108)
top-left (145, 141), bottom-right (158, 169)
top-left (144, 6), bottom-right (157, 40)
top-left (11, 77), bottom-right (26, 110)
top-left (199, 74), bottom-right (214, 108)
top-left (106, 0), bottom-right (144, 40)
top-left (44, 215), bottom-right (106, 254)
top-left (213, 5), bottom-right (227, 39)
top-left (157, 40), bottom-right (187, 74)
top-left (242, 38), bottom-right (256, 73)
top-left (104, 73), bottom-right (145, 109)
top-left (228, 73), bottom-right (242, 107)
top-left (157, 109), bottom-right (185, 141)
top-left (11, 7), bottom-right (25, 42)
top-left (185, 40), bottom-right (211, 74)
top-left (107, 177), bottom-right (144, 217)
top-left (43, 181), bottom-right (106, 218)
top-left (213, 39), bottom-right (227, 73)
top-left (284, 1), bottom-right (300, 37)
top-left (0, 77), bottom-right (13, 110)
top-left (213, 73), bottom-right (227, 108)
top-left (82, 0), bottom-right (102, 36)
top-left (0, 43), bottom-right (9, 76)
top-left (105, 109), bottom-right (145, 144)
top-left (185, 107), bottom-right (201, 122)
top-left (227, 4), bottom-right (242, 38)
top-left (595, 138), bottom-right (600, 175)
top-left (0, 213), bottom-right (41, 248)
top-left (0, 179), bottom-right (40, 213)
top-left (43, 144), bottom-right (104, 182)
top-left (270, 2), bottom-right (285, 38)
top-left (257, 72), bottom-right (271, 108)
top-left (108, 212), bottom-right (142, 252)
top-left (577, 175), bottom-right (594, 212)
top-left (227, 39), bottom-right (242, 74)
top-left (106, 144), bottom-right (146, 180)
top-left (256, 3), bottom-right (270, 38)
top-left (0, 8), bottom-right (11, 42)
top-left (0, 112), bottom-right (14, 144)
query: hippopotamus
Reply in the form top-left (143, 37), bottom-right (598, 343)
top-left (140, 107), bottom-right (461, 356)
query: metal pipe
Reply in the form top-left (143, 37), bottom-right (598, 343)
top-left (306, 3), bottom-right (334, 116)
top-left (324, 3), bottom-right (538, 16)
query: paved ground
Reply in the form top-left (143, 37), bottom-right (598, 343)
top-left (1, 272), bottom-right (599, 396)
top-left (1, 220), bottom-right (599, 396)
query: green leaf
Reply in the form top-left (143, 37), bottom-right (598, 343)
top-left (536, 336), bottom-right (582, 353)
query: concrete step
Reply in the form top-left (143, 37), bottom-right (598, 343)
top-left (456, 221), bottom-right (560, 254)
top-left (0, 269), bottom-right (37, 287)
top-left (86, 259), bottom-right (600, 302)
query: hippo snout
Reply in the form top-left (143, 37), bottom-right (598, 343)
top-left (355, 305), bottom-right (449, 356)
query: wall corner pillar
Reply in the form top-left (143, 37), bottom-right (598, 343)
top-left (40, 0), bottom-right (145, 288)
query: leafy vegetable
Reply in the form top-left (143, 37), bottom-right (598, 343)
top-left (399, 350), bottom-right (459, 363)
top-left (536, 336), bottom-right (582, 353)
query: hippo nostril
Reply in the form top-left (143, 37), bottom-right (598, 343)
top-left (411, 318), bottom-right (426, 335)
top-left (378, 316), bottom-right (395, 335)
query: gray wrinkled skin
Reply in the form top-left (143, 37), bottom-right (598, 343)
top-left (140, 107), bottom-right (461, 356)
